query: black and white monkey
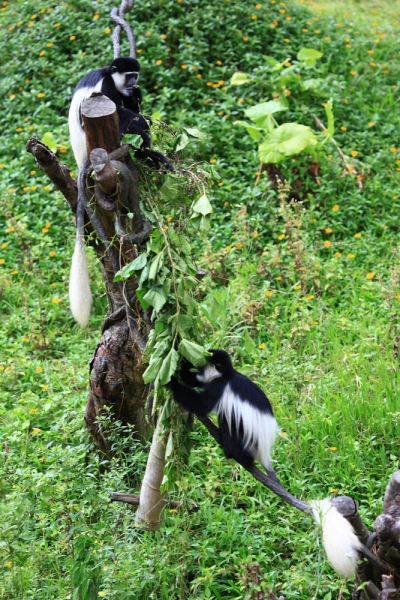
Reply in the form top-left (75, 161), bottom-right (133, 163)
top-left (168, 349), bottom-right (362, 579)
top-left (68, 57), bottom-right (170, 327)
top-left (69, 56), bottom-right (171, 169)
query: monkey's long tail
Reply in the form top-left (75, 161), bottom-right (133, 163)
top-left (69, 196), bottom-right (92, 327)
top-left (262, 467), bottom-right (362, 577)
top-left (308, 498), bottom-right (362, 578)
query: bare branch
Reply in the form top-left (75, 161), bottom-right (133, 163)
top-left (26, 136), bottom-right (78, 212)
top-left (111, 0), bottom-right (136, 58)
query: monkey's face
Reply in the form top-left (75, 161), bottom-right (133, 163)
top-left (111, 70), bottom-right (140, 96)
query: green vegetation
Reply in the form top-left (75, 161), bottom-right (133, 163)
top-left (1, 0), bottom-right (400, 598)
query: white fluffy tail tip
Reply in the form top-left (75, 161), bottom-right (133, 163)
top-left (69, 240), bottom-right (92, 328)
top-left (310, 499), bottom-right (362, 578)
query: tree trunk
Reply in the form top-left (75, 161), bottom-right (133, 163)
top-left (26, 92), bottom-right (153, 455)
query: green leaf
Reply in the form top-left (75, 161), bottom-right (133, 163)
top-left (178, 340), bottom-right (209, 366)
top-left (244, 101), bottom-right (288, 123)
top-left (143, 288), bottom-right (168, 312)
top-left (177, 314), bottom-right (193, 332)
top-left (135, 288), bottom-right (150, 310)
top-left (148, 252), bottom-right (164, 281)
top-left (301, 78), bottom-right (324, 91)
top-left (182, 127), bottom-right (208, 140)
top-left (233, 121), bottom-right (264, 141)
top-left (142, 356), bottom-right (163, 384)
top-left (159, 176), bottom-right (179, 201)
top-left (41, 132), bottom-right (58, 153)
top-left (230, 72), bottom-right (252, 85)
top-left (122, 133), bottom-right (142, 148)
top-left (258, 123), bottom-right (318, 164)
top-left (324, 98), bottom-right (335, 137)
top-left (158, 349), bottom-right (179, 385)
top-left (150, 230), bottom-right (164, 254)
top-left (192, 194), bottom-right (213, 216)
top-left (114, 253), bottom-right (147, 281)
top-left (175, 132), bottom-right (190, 151)
top-left (243, 330), bottom-right (256, 353)
top-left (297, 47), bottom-right (323, 67)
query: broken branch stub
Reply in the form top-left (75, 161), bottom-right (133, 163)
top-left (81, 93), bottom-right (120, 160)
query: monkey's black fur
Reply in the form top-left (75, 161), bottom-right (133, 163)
top-left (168, 350), bottom-right (277, 470)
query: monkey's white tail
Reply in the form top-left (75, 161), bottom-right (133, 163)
top-left (310, 499), bottom-right (362, 578)
top-left (69, 203), bottom-right (92, 327)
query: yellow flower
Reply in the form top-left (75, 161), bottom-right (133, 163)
top-left (41, 385), bottom-right (49, 391)
top-left (39, 50), bottom-right (45, 56)
top-left (334, 252), bottom-right (342, 257)
top-left (340, 126), bottom-right (347, 131)
top-left (0, 259), bottom-right (5, 265)
top-left (368, 122), bottom-right (374, 127)
top-left (278, 233), bottom-right (285, 240)
top-left (52, 298), bottom-right (61, 304)
top-left (314, 30), bottom-right (320, 34)
top-left (395, 295), bottom-right (400, 300)
top-left (255, 3), bottom-right (262, 7)
top-left (390, 147), bottom-right (397, 153)
top-left (166, 216), bottom-right (172, 222)
top-left (332, 204), bottom-right (339, 211)
top-left (49, 251), bottom-right (55, 257)
top-left (169, 509), bottom-right (178, 513)
top-left (294, 285), bottom-right (301, 290)
top-left (350, 70), bottom-right (357, 75)
top-left (237, 98), bottom-right (244, 104)
top-left (265, 291), bottom-right (273, 297)
top-left (330, 488), bottom-right (339, 493)
top-left (347, 253), bottom-right (355, 259)
top-left (38, 92), bottom-right (45, 98)
top-left (253, 232), bottom-right (258, 238)
top-left (279, 431), bottom-right (287, 437)
top-left (354, 232), bottom-right (361, 238)
top-left (306, 295), bottom-right (314, 300)
top-left (42, 228), bottom-right (48, 233)
top-left (350, 150), bottom-right (358, 157)
top-left (4, 561), bottom-right (12, 567)
top-left (1, 243), bottom-right (6, 249)
top-left (156, 59), bottom-right (162, 65)
top-left (276, 276), bottom-right (282, 281)
top-left (22, 336), bottom-right (29, 342)
top-left (104, 27), bottom-right (111, 34)
top-left (36, 367), bottom-right (43, 373)
top-left (70, 35), bottom-right (76, 41)
top-left (11, 270), bottom-right (18, 275)
top-left (366, 272), bottom-right (374, 280)
top-left (325, 227), bottom-right (332, 233)
top-left (45, 221), bottom-right (51, 228)
top-left (259, 343), bottom-right (266, 349)
top-left (54, 22), bottom-right (60, 27)
top-left (323, 240), bottom-right (331, 248)
top-left (181, 64), bottom-right (187, 69)
top-left (328, 447), bottom-right (337, 451)
top-left (32, 428), bottom-right (41, 434)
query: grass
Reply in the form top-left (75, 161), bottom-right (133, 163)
top-left (0, 0), bottom-right (400, 598)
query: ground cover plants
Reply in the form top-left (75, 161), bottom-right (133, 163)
top-left (1, 0), bottom-right (400, 598)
